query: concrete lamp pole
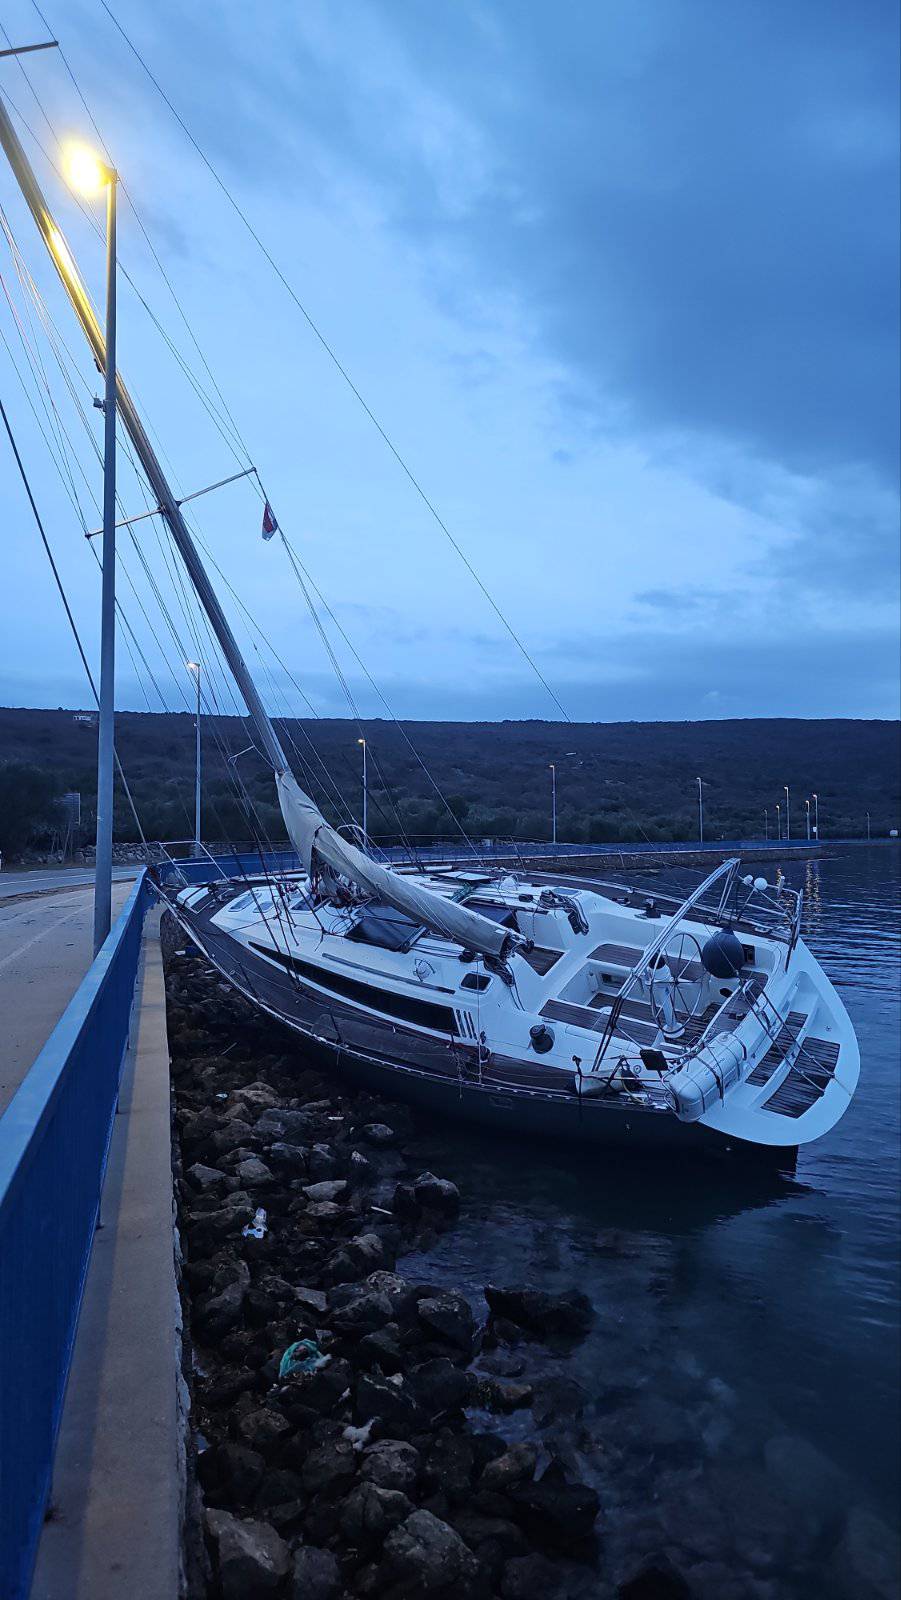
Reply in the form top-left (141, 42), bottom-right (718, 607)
top-left (549, 763), bottom-right (557, 847)
top-left (697, 777), bottom-right (704, 845)
top-left (64, 144), bottom-right (118, 954)
top-left (805, 798), bottom-right (811, 841)
top-left (764, 808), bottom-right (769, 841)
top-left (357, 737), bottom-right (368, 851)
top-left (784, 785), bottom-right (791, 842)
top-left (812, 792), bottom-right (819, 839)
top-left (866, 811), bottom-right (871, 842)
top-left (187, 661), bottom-right (201, 852)
top-left (776, 802), bottom-right (781, 840)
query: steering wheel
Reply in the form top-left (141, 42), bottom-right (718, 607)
top-left (648, 930), bottom-right (705, 1036)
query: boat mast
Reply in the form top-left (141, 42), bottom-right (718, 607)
top-left (0, 94), bottom-right (520, 962)
top-left (0, 93), bottom-right (290, 777)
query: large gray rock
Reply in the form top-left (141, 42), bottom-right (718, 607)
top-left (205, 1509), bottom-right (290, 1598)
top-left (361, 1439), bottom-right (421, 1493)
top-left (256, 1107), bottom-right (318, 1144)
top-left (339, 1481), bottom-right (413, 1544)
top-left (484, 1284), bottom-right (593, 1339)
top-left (413, 1171), bottom-right (461, 1216)
top-left (416, 1291), bottom-right (475, 1352)
top-left (480, 1442), bottom-right (537, 1493)
top-left (235, 1155), bottom-right (275, 1189)
top-left (329, 1288), bottom-right (394, 1338)
top-left (291, 1544), bottom-right (342, 1600)
top-left (383, 1508), bottom-right (481, 1592)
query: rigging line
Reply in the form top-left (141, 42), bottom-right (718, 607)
top-left (0, 393), bottom-right (149, 847)
top-left (96, 0), bottom-right (572, 723)
top-left (0, 249), bottom-right (92, 520)
top-left (277, 530), bottom-right (419, 852)
top-left (187, 524), bottom-right (371, 826)
top-left (0, 48), bottom-right (251, 466)
top-left (28, 1), bottom-right (253, 462)
top-left (279, 530), bottom-right (487, 862)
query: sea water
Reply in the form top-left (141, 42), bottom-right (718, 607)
top-left (407, 848), bottom-right (901, 1598)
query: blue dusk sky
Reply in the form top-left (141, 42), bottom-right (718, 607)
top-left (0, 0), bottom-right (898, 723)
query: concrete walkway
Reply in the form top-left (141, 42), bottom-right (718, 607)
top-left (0, 882), bottom-right (131, 1115)
top-left (31, 912), bottom-right (181, 1600)
top-left (0, 866), bottom-right (138, 901)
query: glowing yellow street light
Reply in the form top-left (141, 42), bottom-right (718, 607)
top-left (63, 140), bottom-right (113, 198)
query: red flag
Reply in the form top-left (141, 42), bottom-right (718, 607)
top-left (262, 500), bottom-right (278, 540)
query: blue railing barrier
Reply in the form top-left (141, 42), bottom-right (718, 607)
top-left (0, 870), bottom-right (151, 1600)
top-left (156, 834), bottom-right (843, 889)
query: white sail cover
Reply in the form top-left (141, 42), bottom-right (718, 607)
top-left (276, 771), bottom-right (514, 960)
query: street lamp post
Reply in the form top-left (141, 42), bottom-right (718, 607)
top-left (697, 777), bottom-right (704, 845)
top-left (866, 811), bottom-right (871, 842)
top-left (357, 737), bottom-right (368, 850)
top-left (764, 808), bottom-right (769, 841)
top-left (549, 763), bottom-right (557, 847)
top-left (812, 792), bottom-right (819, 839)
top-left (784, 785), bottom-right (790, 842)
top-left (805, 798), bottom-right (811, 841)
top-left (65, 143), bottom-right (117, 954)
top-left (776, 802), bottom-right (781, 840)
top-left (187, 661), bottom-right (201, 852)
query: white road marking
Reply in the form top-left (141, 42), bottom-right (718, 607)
top-left (0, 902), bottom-right (88, 974)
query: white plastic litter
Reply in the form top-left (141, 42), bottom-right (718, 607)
top-left (242, 1207), bottom-right (268, 1239)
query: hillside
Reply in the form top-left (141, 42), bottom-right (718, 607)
top-left (0, 708), bottom-right (898, 857)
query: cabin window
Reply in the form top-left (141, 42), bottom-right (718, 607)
top-left (460, 972), bottom-right (491, 992)
top-left (248, 941), bottom-right (458, 1032)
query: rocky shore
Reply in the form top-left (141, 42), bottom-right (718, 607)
top-left (165, 925), bottom-right (622, 1600)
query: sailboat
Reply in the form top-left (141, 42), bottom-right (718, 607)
top-left (0, 94), bottom-right (860, 1159)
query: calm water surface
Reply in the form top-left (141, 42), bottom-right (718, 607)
top-left (406, 849), bottom-right (900, 1599)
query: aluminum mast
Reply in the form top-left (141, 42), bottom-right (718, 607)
top-left (0, 96), bottom-right (515, 961)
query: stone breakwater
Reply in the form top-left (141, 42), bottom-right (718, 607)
top-left (164, 928), bottom-right (634, 1600)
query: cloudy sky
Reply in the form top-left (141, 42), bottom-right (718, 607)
top-left (0, 0), bottom-right (898, 723)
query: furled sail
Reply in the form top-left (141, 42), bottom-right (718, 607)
top-left (0, 93), bottom-right (516, 965)
top-left (276, 773), bottom-right (514, 957)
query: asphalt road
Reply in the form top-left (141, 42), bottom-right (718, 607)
top-left (0, 865), bottom-right (138, 900)
top-left (0, 880), bottom-right (132, 1114)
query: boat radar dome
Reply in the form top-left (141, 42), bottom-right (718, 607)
top-left (701, 928), bottom-right (746, 979)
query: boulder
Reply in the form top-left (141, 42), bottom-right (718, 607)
top-left (501, 1552), bottom-right (565, 1599)
top-left (358, 1122), bottom-right (397, 1146)
top-left (204, 1509), bottom-right (289, 1598)
top-left (417, 1292), bottom-right (475, 1353)
top-left (358, 1324), bottom-right (404, 1373)
top-left (267, 1140), bottom-right (310, 1176)
top-left (235, 1156), bottom-right (275, 1189)
top-left (303, 1179), bottom-right (349, 1203)
top-left (308, 1143), bottom-right (344, 1180)
top-left (214, 1442), bottom-right (265, 1503)
top-left (413, 1172), bottom-right (461, 1217)
top-left (340, 1481), bottom-right (414, 1545)
top-left (256, 1107), bottom-right (318, 1144)
top-left (408, 1357), bottom-right (471, 1417)
top-left (480, 1443), bottom-right (537, 1493)
top-left (329, 1289), bottom-right (394, 1338)
top-left (473, 1376), bottom-right (533, 1413)
top-left (236, 1407), bottom-right (292, 1455)
top-left (187, 1162), bottom-right (227, 1192)
top-left (361, 1439), bottom-right (421, 1493)
top-left (507, 1459), bottom-right (599, 1548)
top-left (323, 1233), bottom-right (388, 1285)
top-left (484, 1284), bottom-right (593, 1340)
top-left (383, 1508), bottom-right (481, 1592)
top-left (291, 1544), bottom-right (342, 1600)
top-left (195, 1260), bottom-right (249, 1342)
top-left (300, 1438), bottom-right (357, 1496)
top-left (355, 1372), bottom-right (425, 1437)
